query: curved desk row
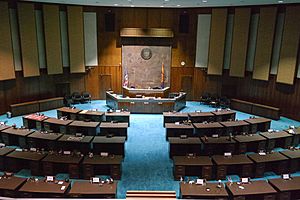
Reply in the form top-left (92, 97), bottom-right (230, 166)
top-left (106, 91), bottom-right (186, 113)
top-left (181, 177), bottom-right (300, 200)
top-left (0, 126), bottom-right (125, 156)
top-left (163, 109), bottom-right (237, 125)
top-left (172, 149), bottom-right (300, 181)
top-left (0, 147), bottom-right (122, 180)
top-left (168, 129), bottom-right (295, 157)
top-left (165, 117), bottom-right (272, 139)
top-left (0, 176), bottom-right (117, 198)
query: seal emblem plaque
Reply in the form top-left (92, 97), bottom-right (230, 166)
top-left (141, 48), bottom-right (152, 60)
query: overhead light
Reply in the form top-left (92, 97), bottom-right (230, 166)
top-left (114, 3), bottom-right (119, 6)
top-left (202, 0), bottom-right (207, 2)
top-left (177, 4), bottom-right (181, 7)
top-left (130, 5), bottom-right (135, 7)
top-left (278, 0), bottom-right (283, 3)
top-left (160, 5), bottom-right (164, 7)
top-left (164, 0), bottom-right (169, 1)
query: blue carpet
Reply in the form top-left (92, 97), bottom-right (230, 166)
top-left (1, 100), bottom-right (300, 198)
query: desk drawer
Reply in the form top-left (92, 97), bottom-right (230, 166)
top-left (278, 192), bottom-right (291, 200)
top-left (216, 166), bottom-right (227, 179)
top-left (202, 166), bottom-right (212, 180)
top-left (238, 143), bottom-right (247, 154)
top-left (43, 162), bottom-right (54, 175)
top-left (255, 163), bottom-right (265, 177)
top-left (241, 164), bottom-right (253, 177)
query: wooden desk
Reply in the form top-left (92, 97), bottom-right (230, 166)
top-left (201, 136), bottom-right (236, 156)
top-left (165, 123), bottom-right (194, 139)
top-left (0, 176), bottom-right (26, 197)
top-left (105, 111), bottom-right (130, 126)
top-left (57, 107), bottom-right (81, 120)
top-left (68, 120), bottom-right (100, 136)
top-left (19, 179), bottom-right (70, 198)
top-left (27, 131), bottom-right (62, 151)
top-left (92, 136), bottom-right (125, 156)
top-left (43, 117), bottom-right (73, 134)
top-left (100, 122), bottom-right (128, 139)
top-left (233, 134), bottom-right (267, 154)
top-left (212, 155), bottom-right (253, 179)
top-left (163, 112), bottom-right (189, 127)
top-left (0, 124), bottom-right (10, 132)
top-left (220, 120), bottom-right (250, 135)
top-left (260, 131), bottom-right (293, 151)
top-left (6, 150), bottom-right (47, 176)
top-left (285, 127), bottom-right (300, 146)
top-left (248, 152), bottom-right (289, 177)
top-left (1, 127), bottom-right (34, 148)
top-left (180, 182), bottom-right (228, 199)
top-left (225, 180), bottom-right (277, 200)
top-left (269, 177), bottom-right (300, 200)
top-left (0, 147), bottom-right (15, 170)
top-left (82, 155), bottom-right (122, 180)
top-left (10, 101), bottom-right (39, 117)
top-left (168, 137), bottom-right (202, 157)
top-left (280, 149), bottom-right (300, 173)
top-left (69, 181), bottom-right (117, 198)
top-left (211, 110), bottom-right (236, 122)
top-left (42, 153), bottom-right (83, 178)
top-left (244, 117), bottom-right (271, 133)
top-left (188, 112), bottom-right (215, 123)
top-left (57, 134), bottom-right (93, 155)
top-left (193, 122), bottom-right (224, 136)
top-left (78, 110), bottom-right (105, 122)
top-left (173, 156), bottom-right (213, 180)
top-left (22, 114), bottom-right (48, 130)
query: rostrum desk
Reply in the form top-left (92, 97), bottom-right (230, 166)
top-left (248, 152), bottom-right (289, 177)
top-left (19, 179), bottom-right (70, 198)
top-left (168, 137), bottom-right (202, 157)
top-left (0, 176), bottom-right (27, 198)
top-left (212, 155), bottom-right (254, 180)
top-left (82, 155), bottom-right (122, 180)
top-left (180, 182), bottom-right (228, 199)
top-left (269, 176), bottom-right (300, 200)
top-left (173, 156), bottom-right (213, 180)
top-left (68, 181), bottom-right (117, 198)
top-left (226, 180), bottom-right (277, 200)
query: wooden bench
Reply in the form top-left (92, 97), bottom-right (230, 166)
top-left (126, 191), bottom-right (176, 199)
top-left (230, 99), bottom-right (280, 120)
top-left (10, 97), bottom-right (64, 117)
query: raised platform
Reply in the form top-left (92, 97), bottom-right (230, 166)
top-left (106, 91), bottom-right (186, 114)
top-left (123, 86), bottom-right (170, 98)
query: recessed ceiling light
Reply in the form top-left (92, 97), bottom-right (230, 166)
top-left (114, 3), bottom-right (118, 6)
top-left (177, 4), bottom-right (181, 7)
top-left (202, 0), bottom-right (207, 2)
top-left (130, 5), bottom-right (135, 7)
top-left (278, 0), bottom-right (283, 3)
top-left (160, 5), bottom-right (164, 7)
top-left (164, 0), bottom-right (169, 1)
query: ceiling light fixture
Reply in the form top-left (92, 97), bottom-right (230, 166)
top-left (278, 0), bottom-right (283, 3)
top-left (202, 0), bottom-right (207, 2)
top-left (114, 3), bottom-right (119, 6)
top-left (177, 5), bottom-right (181, 7)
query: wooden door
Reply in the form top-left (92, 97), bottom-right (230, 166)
top-left (99, 74), bottom-right (112, 99)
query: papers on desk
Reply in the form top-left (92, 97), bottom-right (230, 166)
top-left (0, 143), bottom-right (5, 148)
top-left (80, 110), bottom-right (88, 114)
top-left (60, 186), bottom-right (66, 191)
top-left (67, 136), bottom-right (83, 141)
top-left (58, 181), bottom-right (64, 185)
top-left (259, 152), bottom-right (266, 156)
top-left (196, 179), bottom-right (204, 185)
top-left (288, 129), bottom-right (295, 134)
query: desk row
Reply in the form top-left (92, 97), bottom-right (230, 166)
top-left (0, 175), bottom-right (117, 198)
top-left (0, 147), bottom-right (122, 179)
top-left (22, 116), bottom-right (128, 136)
top-left (163, 109), bottom-right (236, 125)
top-left (180, 178), bottom-right (300, 200)
top-left (0, 127), bottom-right (125, 156)
top-left (169, 130), bottom-right (299, 156)
top-left (172, 149), bottom-right (300, 180)
top-left (165, 117), bottom-right (272, 137)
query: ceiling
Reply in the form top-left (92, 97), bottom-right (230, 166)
top-left (20, 0), bottom-right (300, 8)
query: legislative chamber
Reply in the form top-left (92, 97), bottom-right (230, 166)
top-left (0, 0), bottom-right (300, 199)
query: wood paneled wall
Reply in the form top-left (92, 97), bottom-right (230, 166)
top-left (1, 2), bottom-right (300, 122)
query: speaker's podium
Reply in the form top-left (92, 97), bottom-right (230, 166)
top-left (123, 86), bottom-right (170, 98)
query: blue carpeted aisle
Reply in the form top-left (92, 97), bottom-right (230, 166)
top-left (1, 100), bottom-right (300, 198)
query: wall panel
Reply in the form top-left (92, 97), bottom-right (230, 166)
top-left (67, 6), bottom-right (85, 73)
top-left (18, 2), bottom-right (40, 77)
top-left (253, 7), bottom-right (277, 80)
top-left (9, 9), bottom-right (22, 71)
top-left (246, 13), bottom-right (259, 72)
top-left (229, 8), bottom-right (251, 77)
top-left (195, 14), bottom-right (211, 68)
top-left (60, 11), bottom-right (69, 67)
top-left (35, 10), bottom-right (46, 69)
top-left (276, 6), bottom-right (300, 85)
top-left (223, 14), bottom-right (234, 70)
top-left (0, 1), bottom-right (15, 80)
top-left (84, 12), bottom-right (98, 66)
top-left (207, 8), bottom-right (227, 75)
top-left (43, 5), bottom-right (63, 74)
